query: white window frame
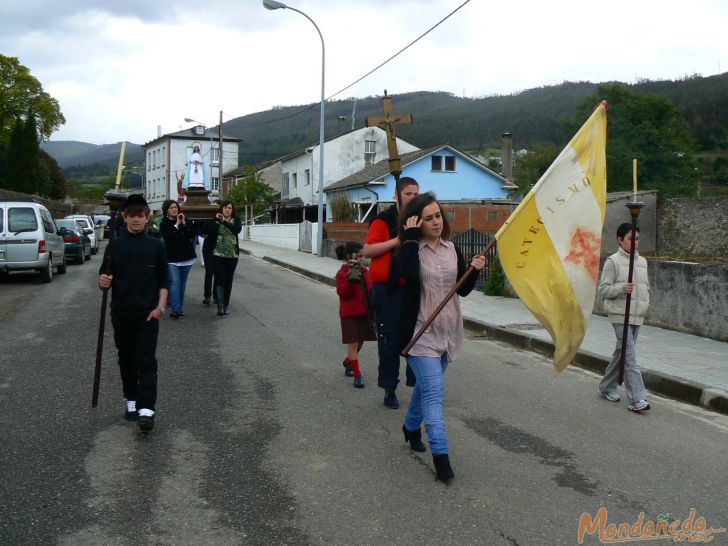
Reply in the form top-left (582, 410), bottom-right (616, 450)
top-left (364, 140), bottom-right (376, 167)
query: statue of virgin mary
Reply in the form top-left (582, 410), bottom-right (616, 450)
top-left (183, 143), bottom-right (210, 190)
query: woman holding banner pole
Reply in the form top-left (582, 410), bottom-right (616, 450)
top-left (396, 192), bottom-right (485, 482)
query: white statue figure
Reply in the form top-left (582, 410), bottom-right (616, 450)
top-left (183, 143), bottom-right (210, 189)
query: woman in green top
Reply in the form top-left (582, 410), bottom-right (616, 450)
top-left (208, 201), bottom-right (243, 316)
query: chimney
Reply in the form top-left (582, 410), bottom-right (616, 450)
top-left (501, 132), bottom-right (513, 181)
top-left (157, 125), bottom-right (162, 138)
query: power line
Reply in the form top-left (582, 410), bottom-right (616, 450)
top-left (244, 0), bottom-right (471, 126)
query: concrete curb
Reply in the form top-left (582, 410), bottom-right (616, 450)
top-left (463, 316), bottom-right (728, 415)
top-left (244, 250), bottom-right (728, 416)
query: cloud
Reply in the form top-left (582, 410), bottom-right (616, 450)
top-left (1, 0), bottom-right (726, 144)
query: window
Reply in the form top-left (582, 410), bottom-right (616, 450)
top-left (292, 173), bottom-right (298, 189)
top-left (211, 147), bottom-right (219, 164)
top-left (282, 173), bottom-right (290, 198)
top-left (147, 152), bottom-right (151, 171)
top-left (161, 146), bottom-right (165, 167)
top-left (364, 140), bottom-right (376, 167)
top-left (8, 207), bottom-right (37, 232)
top-left (432, 155), bottom-right (456, 172)
top-left (211, 177), bottom-right (219, 191)
top-left (487, 211), bottom-right (497, 222)
top-left (305, 169), bottom-right (310, 185)
top-left (40, 208), bottom-right (55, 234)
top-left (446, 211), bottom-right (455, 221)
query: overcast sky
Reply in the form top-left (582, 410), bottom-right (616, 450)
top-left (1, 0), bottom-right (726, 145)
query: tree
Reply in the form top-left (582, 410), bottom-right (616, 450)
top-left (0, 139), bottom-right (6, 188)
top-left (225, 167), bottom-right (277, 220)
top-left (512, 144), bottom-right (559, 194)
top-left (569, 84), bottom-right (701, 197)
top-left (0, 55), bottom-right (65, 143)
top-left (4, 113), bottom-right (49, 196)
top-left (40, 150), bottom-right (68, 199)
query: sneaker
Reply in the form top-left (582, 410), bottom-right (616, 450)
top-left (138, 409), bottom-right (155, 431)
top-left (169, 312), bottom-right (180, 320)
top-left (383, 390), bottom-right (400, 409)
top-left (343, 360), bottom-right (354, 377)
top-left (124, 400), bottom-right (138, 421)
top-left (628, 400), bottom-right (651, 412)
top-left (353, 376), bottom-right (364, 388)
top-left (600, 391), bottom-right (620, 402)
top-left (202, 298), bottom-right (211, 305)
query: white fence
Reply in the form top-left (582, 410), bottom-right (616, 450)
top-left (246, 222), bottom-right (319, 254)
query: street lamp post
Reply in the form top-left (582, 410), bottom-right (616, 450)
top-left (263, 0), bottom-right (325, 257)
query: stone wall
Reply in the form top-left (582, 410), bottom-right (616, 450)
top-left (656, 197), bottom-right (728, 260)
top-left (0, 188), bottom-right (73, 218)
top-left (593, 258), bottom-right (728, 342)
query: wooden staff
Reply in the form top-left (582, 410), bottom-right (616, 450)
top-left (401, 238), bottom-right (496, 357)
top-left (618, 160), bottom-right (644, 385)
top-left (91, 209), bottom-right (120, 407)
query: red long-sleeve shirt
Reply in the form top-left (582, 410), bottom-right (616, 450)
top-left (335, 263), bottom-right (373, 318)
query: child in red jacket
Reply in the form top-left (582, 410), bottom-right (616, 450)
top-left (335, 241), bottom-right (377, 388)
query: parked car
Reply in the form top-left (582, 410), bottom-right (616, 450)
top-left (55, 219), bottom-right (91, 264)
top-left (0, 198), bottom-right (67, 282)
top-left (65, 214), bottom-right (98, 254)
top-left (94, 214), bottom-right (111, 241)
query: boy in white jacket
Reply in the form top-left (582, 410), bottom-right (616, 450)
top-left (598, 223), bottom-right (650, 412)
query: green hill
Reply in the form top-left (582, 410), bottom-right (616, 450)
top-left (218, 73), bottom-right (728, 167)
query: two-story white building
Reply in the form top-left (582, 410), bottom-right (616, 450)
top-left (143, 125), bottom-right (241, 211)
top-left (271, 126), bottom-right (419, 222)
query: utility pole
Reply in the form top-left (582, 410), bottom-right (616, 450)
top-left (219, 110), bottom-right (224, 198)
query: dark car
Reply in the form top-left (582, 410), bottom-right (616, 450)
top-left (55, 219), bottom-right (91, 264)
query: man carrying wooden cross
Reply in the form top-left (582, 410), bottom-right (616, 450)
top-left (360, 92), bottom-right (417, 409)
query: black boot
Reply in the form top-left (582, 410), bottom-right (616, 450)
top-left (402, 425), bottom-right (426, 452)
top-left (215, 287), bottom-right (225, 317)
top-left (433, 454), bottom-right (454, 482)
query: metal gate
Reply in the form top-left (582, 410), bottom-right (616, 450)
top-left (451, 229), bottom-right (497, 288)
top-left (299, 221), bottom-right (312, 253)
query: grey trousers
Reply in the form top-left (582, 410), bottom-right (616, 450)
top-left (599, 323), bottom-right (647, 403)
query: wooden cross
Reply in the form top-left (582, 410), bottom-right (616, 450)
top-left (365, 90), bottom-right (413, 183)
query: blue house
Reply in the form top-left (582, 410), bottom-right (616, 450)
top-left (324, 144), bottom-right (518, 222)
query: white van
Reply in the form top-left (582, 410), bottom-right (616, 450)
top-left (0, 199), bottom-right (67, 282)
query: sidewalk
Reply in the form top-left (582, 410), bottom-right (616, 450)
top-left (239, 240), bottom-right (728, 415)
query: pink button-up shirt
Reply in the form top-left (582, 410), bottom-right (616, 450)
top-left (408, 238), bottom-right (465, 360)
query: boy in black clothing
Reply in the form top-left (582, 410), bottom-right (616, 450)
top-left (99, 194), bottom-right (168, 432)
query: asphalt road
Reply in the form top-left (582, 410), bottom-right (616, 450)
top-left (1, 244), bottom-right (727, 545)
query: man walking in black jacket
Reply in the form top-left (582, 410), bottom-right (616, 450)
top-left (99, 194), bottom-right (168, 432)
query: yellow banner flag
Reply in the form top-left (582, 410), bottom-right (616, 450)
top-left (495, 101), bottom-right (607, 372)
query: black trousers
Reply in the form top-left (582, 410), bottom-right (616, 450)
top-left (212, 256), bottom-right (238, 306)
top-left (112, 314), bottom-right (159, 411)
top-left (203, 248), bottom-right (214, 299)
top-left (371, 283), bottom-right (404, 391)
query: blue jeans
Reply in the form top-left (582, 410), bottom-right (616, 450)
top-left (167, 264), bottom-right (192, 313)
top-left (404, 353), bottom-right (449, 455)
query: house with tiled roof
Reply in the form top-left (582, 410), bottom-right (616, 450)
top-left (324, 144), bottom-right (518, 222)
top-left (268, 126), bottom-right (419, 223)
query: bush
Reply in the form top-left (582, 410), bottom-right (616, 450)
top-left (484, 254), bottom-right (508, 296)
